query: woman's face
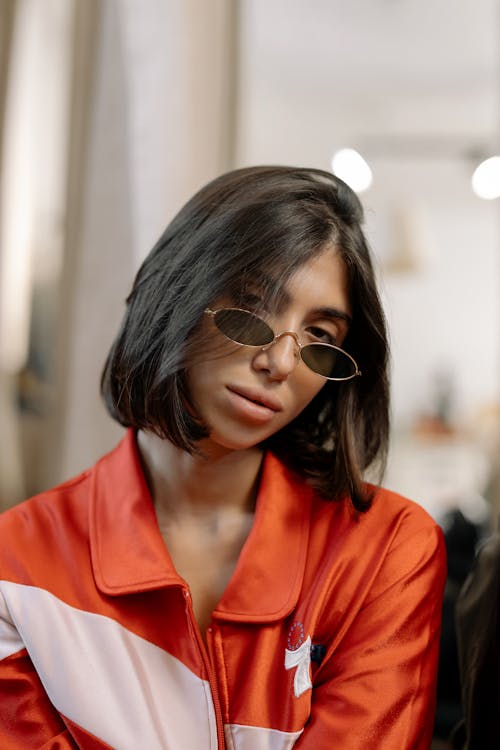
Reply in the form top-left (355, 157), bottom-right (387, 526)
top-left (186, 246), bottom-right (352, 453)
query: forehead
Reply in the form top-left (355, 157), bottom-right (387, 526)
top-left (283, 248), bottom-right (351, 314)
top-left (239, 247), bottom-right (351, 324)
top-left (233, 243), bottom-right (348, 296)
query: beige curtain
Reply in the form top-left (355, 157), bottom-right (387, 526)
top-left (0, 0), bottom-right (238, 508)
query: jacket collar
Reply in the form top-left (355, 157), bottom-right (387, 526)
top-left (90, 429), bottom-right (313, 622)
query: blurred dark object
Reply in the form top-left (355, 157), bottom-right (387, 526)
top-left (434, 509), bottom-right (480, 740)
top-left (449, 534), bottom-right (500, 749)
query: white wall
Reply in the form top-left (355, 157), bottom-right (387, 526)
top-left (235, 0), bottom-right (500, 435)
top-left (57, 0), bottom-right (236, 482)
top-left (367, 159), bottom-right (500, 430)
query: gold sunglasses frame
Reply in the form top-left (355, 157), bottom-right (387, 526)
top-left (205, 307), bottom-right (362, 381)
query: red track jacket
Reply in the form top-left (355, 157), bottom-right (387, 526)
top-left (0, 430), bottom-right (446, 749)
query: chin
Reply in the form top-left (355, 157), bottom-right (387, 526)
top-left (202, 427), bottom-right (270, 454)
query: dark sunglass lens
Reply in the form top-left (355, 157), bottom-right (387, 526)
top-left (301, 344), bottom-right (356, 379)
top-left (214, 309), bottom-right (274, 345)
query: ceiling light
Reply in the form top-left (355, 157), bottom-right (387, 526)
top-left (331, 148), bottom-right (373, 193)
top-left (471, 155), bottom-right (500, 200)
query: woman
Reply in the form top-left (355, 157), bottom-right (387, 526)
top-left (0, 166), bottom-right (446, 749)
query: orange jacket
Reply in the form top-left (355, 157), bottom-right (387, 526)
top-left (0, 430), bottom-right (446, 749)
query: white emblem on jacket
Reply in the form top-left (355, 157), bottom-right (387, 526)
top-left (285, 635), bottom-right (312, 698)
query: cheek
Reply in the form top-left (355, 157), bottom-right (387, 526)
top-left (185, 347), bottom-right (243, 400)
top-left (185, 364), bottom-right (215, 407)
top-left (291, 371), bottom-right (327, 414)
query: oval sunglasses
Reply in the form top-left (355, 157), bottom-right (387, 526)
top-left (205, 307), bottom-right (361, 381)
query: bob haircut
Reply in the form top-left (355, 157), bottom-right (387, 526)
top-left (101, 166), bottom-right (390, 511)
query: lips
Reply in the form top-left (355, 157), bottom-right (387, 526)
top-left (227, 386), bottom-right (283, 412)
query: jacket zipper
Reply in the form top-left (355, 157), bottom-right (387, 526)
top-left (205, 624), bottom-right (226, 749)
top-left (183, 589), bottom-right (226, 749)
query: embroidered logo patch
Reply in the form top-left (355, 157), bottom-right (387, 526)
top-left (287, 621), bottom-right (305, 651)
top-left (285, 622), bottom-right (312, 698)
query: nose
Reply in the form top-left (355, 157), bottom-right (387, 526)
top-left (252, 331), bottom-right (300, 381)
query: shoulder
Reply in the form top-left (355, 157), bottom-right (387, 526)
top-left (364, 485), bottom-right (446, 585)
top-left (309, 482), bottom-right (446, 589)
top-left (0, 431), bottom-right (142, 580)
top-left (297, 481), bottom-right (447, 640)
top-left (0, 430), bottom-right (134, 540)
top-left (366, 483), bottom-right (442, 538)
top-left (312, 481), bottom-right (443, 543)
top-left (0, 470), bottom-right (92, 554)
top-left (1, 470), bottom-right (91, 525)
top-left (0, 471), bottom-right (94, 592)
top-left (362, 485), bottom-right (446, 569)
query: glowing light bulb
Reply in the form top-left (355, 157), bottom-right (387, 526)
top-left (471, 156), bottom-right (500, 200)
top-left (331, 148), bottom-right (373, 193)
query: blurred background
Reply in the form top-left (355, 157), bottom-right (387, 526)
top-left (0, 1), bottom-right (499, 740)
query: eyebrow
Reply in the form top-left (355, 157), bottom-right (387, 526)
top-left (272, 288), bottom-right (352, 327)
top-left (238, 275), bottom-right (352, 325)
top-left (310, 306), bottom-right (352, 326)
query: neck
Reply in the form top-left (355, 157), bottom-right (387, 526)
top-left (137, 431), bottom-right (264, 520)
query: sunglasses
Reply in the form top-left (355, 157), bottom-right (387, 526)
top-left (205, 307), bottom-right (361, 381)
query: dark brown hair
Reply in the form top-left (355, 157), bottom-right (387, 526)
top-left (101, 166), bottom-right (390, 511)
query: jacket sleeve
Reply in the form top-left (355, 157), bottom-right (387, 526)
top-left (296, 523), bottom-right (446, 750)
top-left (0, 594), bottom-right (78, 749)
